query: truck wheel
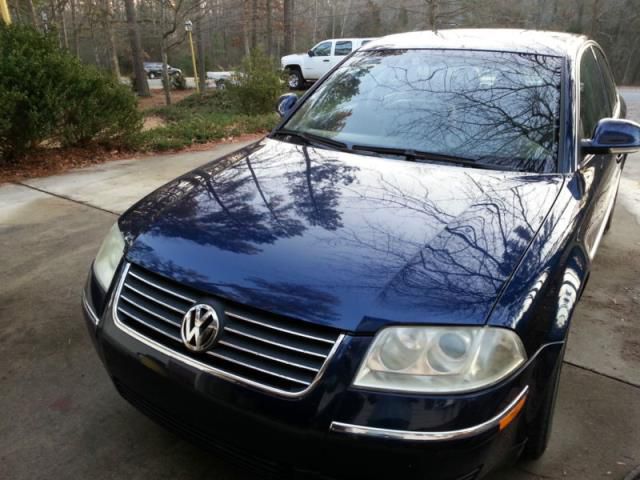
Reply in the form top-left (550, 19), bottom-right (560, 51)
top-left (287, 69), bottom-right (304, 90)
top-left (148, 72), bottom-right (157, 79)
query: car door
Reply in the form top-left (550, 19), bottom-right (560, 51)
top-left (577, 46), bottom-right (622, 258)
top-left (305, 41), bottom-right (333, 80)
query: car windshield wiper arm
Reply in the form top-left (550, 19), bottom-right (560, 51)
top-left (351, 144), bottom-right (509, 171)
top-left (273, 129), bottom-right (348, 151)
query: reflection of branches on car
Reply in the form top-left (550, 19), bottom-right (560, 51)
top-left (381, 53), bottom-right (562, 172)
top-left (335, 173), bottom-right (560, 314)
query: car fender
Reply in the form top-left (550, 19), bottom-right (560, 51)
top-left (486, 174), bottom-right (591, 356)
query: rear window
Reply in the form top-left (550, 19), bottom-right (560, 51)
top-left (335, 41), bottom-right (353, 56)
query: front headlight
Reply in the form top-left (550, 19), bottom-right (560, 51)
top-left (93, 222), bottom-right (125, 291)
top-left (353, 326), bottom-right (527, 393)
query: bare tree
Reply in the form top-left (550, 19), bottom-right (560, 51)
top-left (124, 0), bottom-right (150, 97)
top-left (103, 0), bottom-right (120, 78)
top-left (283, 0), bottom-right (293, 54)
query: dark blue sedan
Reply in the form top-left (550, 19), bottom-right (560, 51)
top-left (83, 29), bottom-right (640, 479)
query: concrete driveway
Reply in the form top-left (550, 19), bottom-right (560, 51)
top-left (1, 91), bottom-right (640, 480)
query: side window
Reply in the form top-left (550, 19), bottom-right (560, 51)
top-left (593, 48), bottom-right (618, 113)
top-left (361, 40), bottom-right (371, 46)
top-left (335, 41), bottom-right (353, 56)
top-left (580, 48), bottom-right (610, 138)
top-left (312, 41), bottom-right (332, 57)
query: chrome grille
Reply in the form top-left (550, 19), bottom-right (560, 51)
top-left (113, 263), bottom-right (343, 396)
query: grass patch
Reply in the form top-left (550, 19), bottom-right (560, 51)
top-left (139, 90), bottom-right (279, 151)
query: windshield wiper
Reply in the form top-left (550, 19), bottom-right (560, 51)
top-left (272, 129), bottom-right (348, 151)
top-left (351, 144), bottom-right (510, 171)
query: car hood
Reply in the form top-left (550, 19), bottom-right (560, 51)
top-left (121, 139), bottom-right (563, 333)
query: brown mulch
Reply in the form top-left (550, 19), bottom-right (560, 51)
top-left (0, 133), bottom-right (265, 185)
top-left (137, 89), bottom-right (194, 111)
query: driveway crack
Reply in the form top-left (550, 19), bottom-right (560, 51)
top-left (13, 182), bottom-right (119, 216)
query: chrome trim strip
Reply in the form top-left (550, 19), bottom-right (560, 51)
top-left (218, 340), bottom-right (320, 373)
top-left (123, 282), bottom-right (188, 314)
top-left (225, 310), bottom-right (336, 344)
top-left (207, 350), bottom-right (312, 386)
top-left (128, 270), bottom-right (197, 303)
top-left (330, 386), bottom-right (529, 442)
top-left (82, 292), bottom-right (100, 325)
top-left (120, 294), bottom-right (181, 327)
top-left (112, 263), bottom-right (345, 398)
top-left (224, 326), bottom-right (328, 358)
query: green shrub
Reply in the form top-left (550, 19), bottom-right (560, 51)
top-left (138, 110), bottom-right (279, 151)
top-left (0, 25), bottom-right (141, 161)
top-left (228, 49), bottom-right (285, 115)
top-left (59, 66), bottom-right (141, 146)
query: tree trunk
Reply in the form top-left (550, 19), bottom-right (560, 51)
top-left (161, 45), bottom-right (172, 105)
top-left (26, 0), bottom-right (37, 27)
top-left (575, 0), bottom-right (585, 32)
top-left (160, 0), bottom-right (171, 105)
top-left (70, 0), bottom-right (80, 57)
top-left (197, 19), bottom-right (206, 92)
top-left (250, 0), bottom-right (258, 50)
top-left (60, 7), bottom-right (69, 49)
top-left (266, 0), bottom-right (273, 57)
top-left (283, 0), bottom-right (293, 54)
top-left (331, 0), bottom-right (336, 38)
top-left (427, 0), bottom-right (438, 32)
top-left (104, 0), bottom-right (121, 79)
top-left (312, 0), bottom-right (318, 43)
top-left (590, 0), bottom-right (601, 37)
top-left (124, 0), bottom-right (150, 97)
top-left (622, 35), bottom-right (640, 84)
top-left (341, 0), bottom-right (352, 36)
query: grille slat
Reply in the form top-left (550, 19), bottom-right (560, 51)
top-left (207, 350), bottom-right (313, 386)
top-left (218, 339), bottom-right (321, 373)
top-left (223, 326), bottom-right (329, 359)
top-left (128, 270), bottom-right (197, 303)
top-left (225, 310), bottom-right (336, 344)
top-left (120, 293), bottom-right (182, 327)
top-left (117, 305), bottom-right (182, 342)
top-left (124, 280), bottom-right (189, 315)
top-left (114, 263), bottom-right (343, 396)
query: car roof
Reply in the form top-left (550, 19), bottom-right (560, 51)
top-left (318, 38), bottom-right (374, 43)
top-left (361, 29), bottom-right (589, 58)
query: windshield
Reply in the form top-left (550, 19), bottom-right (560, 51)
top-left (283, 49), bottom-right (563, 173)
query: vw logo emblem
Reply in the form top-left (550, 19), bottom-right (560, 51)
top-left (180, 304), bottom-right (220, 352)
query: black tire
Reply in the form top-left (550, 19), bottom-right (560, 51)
top-left (286, 68), bottom-right (304, 90)
top-left (148, 72), bottom-right (157, 79)
top-left (520, 345), bottom-right (565, 460)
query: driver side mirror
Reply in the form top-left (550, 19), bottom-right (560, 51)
top-left (308, 49), bottom-right (315, 57)
top-left (581, 118), bottom-right (640, 155)
top-left (276, 93), bottom-right (298, 117)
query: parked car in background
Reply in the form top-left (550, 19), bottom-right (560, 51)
top-left (83, 29), bottom-right (640, 479)
top-left (281, 37), bottom-right (375, 89)
top-left (143, 62), bottom-right (182, 79)
top-left (205, 71), bottom-right (235, 89)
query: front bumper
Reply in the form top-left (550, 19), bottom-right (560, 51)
top-left (82, 280), bottom-right (563, 480)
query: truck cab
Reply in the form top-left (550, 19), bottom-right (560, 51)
top-left (281, 38), bottom-right (374, 89)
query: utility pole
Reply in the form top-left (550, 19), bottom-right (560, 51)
top-left (185, 20), bottom-right (200, 94)
top-left (1, 0), bottom-right (12, 25)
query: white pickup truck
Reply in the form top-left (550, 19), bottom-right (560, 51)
top-left (281, 38), bottom-right (375, 89)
